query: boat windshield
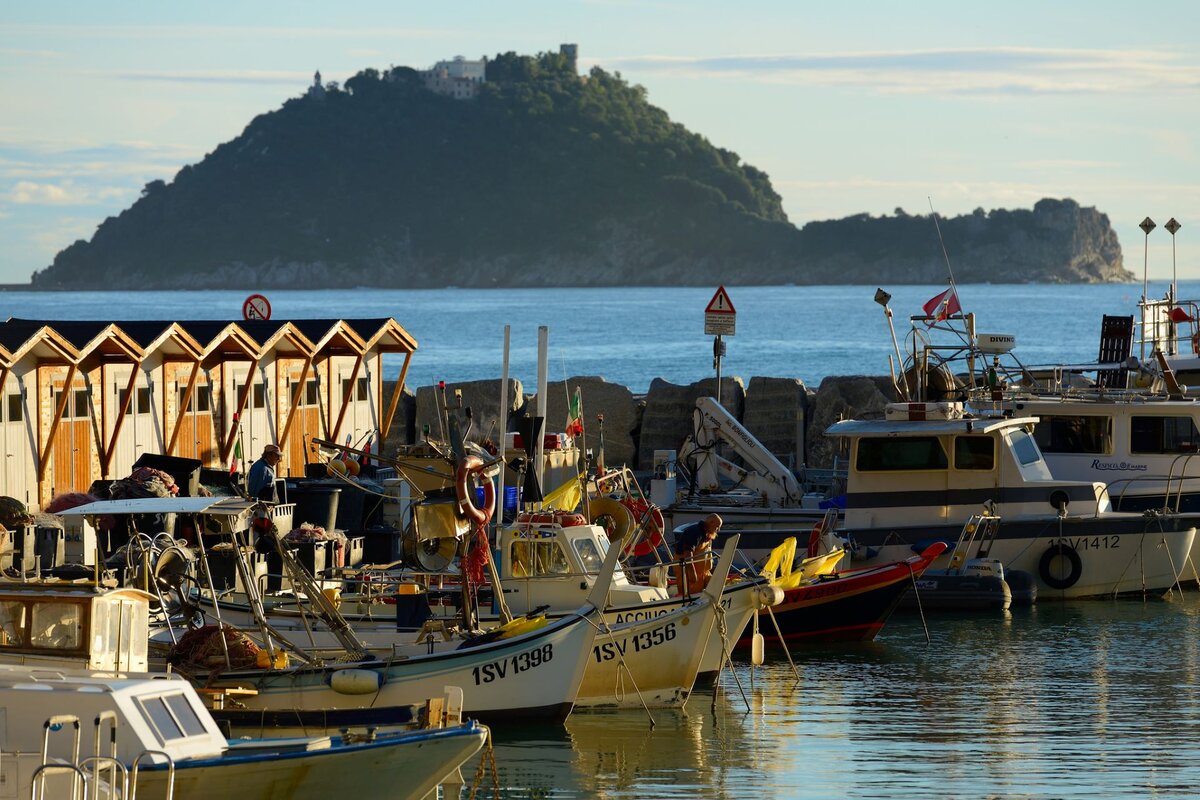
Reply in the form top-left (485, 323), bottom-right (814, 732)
top-left (573, 538), bottom-right (603, 573)
top-left (1009, 428), bottom-right (1045, 466)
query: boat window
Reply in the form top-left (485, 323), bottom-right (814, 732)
top-left (1009, 428), bottom-right (1044, 466)
top-left (510, 541), bottom-right (531, 577)
top-left (138, 696), bottom-right (184, 741)
top-left (573, 538), bottom-right (603, 573)
top-left (855, 437), bottom-right (947, 471)
top-left (1130, 415), bottom-right (1200, 454)
top-left (1032, 415), bottom-right (1111, 454)
top-left (533, 541), bottom-right (571, 576)
top-left (165, 693), bottom-right (208, 736)
top-left (954, 436), bottom-right (995, 470)
top-left (29, 602), bottom-right (83, 650)
top-left (0, 601), bottom-right (26, 646)
top-left (510, 540), bottom-right (571, 577)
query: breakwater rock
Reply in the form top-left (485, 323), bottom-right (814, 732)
top-left (384, 373), bottom-right (898, 472)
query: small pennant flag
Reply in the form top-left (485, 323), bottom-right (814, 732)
top-left (1170, 307), bottom-right (1192, 323)
top-left (229, 417), bottom-right (243, 475)
top-left (923, 287), bottom-right (961, 325)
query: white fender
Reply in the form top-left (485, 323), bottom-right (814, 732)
top-left (330, 668), bottom-right (383, 695)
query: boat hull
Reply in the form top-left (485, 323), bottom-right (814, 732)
top-left (15, 724), bottom-right (487, 800)
top-left (846, 517), bottom-right (1195, 599)
top-left (747, 546), bottom-right (944, 644)
top-left (206, 609), bottom-right (600, 724)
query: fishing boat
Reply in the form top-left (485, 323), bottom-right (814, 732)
top-left (745, 542), bottom-right (947, 644)
top-left (56, 494), bottom-right (620, 723)
top-left (0, 665), bottom-right (487, 800)
top-left (175, 513), bottom-right (775, 707)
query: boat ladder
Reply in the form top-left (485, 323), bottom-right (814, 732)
top-left (31, 711), bottom-right (177, 800)
top-left (946, 512), bottom-right (1001, 574)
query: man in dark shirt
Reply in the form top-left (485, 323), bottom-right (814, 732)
top-left (673, 513), bottom-right (722, 596)
top-left (246, 444), bottom-right (282, 502)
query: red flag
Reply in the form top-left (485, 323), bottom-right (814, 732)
top-left (1170, 307), bottom-right (1192, 323)
top-left (923, 287), bottom-right (961, 323)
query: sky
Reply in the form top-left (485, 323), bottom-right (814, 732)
top-left (2, 1), bottom-right (1198, 285)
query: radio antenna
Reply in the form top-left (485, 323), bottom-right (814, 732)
top-left (928, 196), bottom-right (959, 291)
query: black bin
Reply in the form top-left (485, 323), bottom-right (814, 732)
top-left (288, 483), bottom-right (341, 531)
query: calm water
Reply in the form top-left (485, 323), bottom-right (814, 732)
top-left (0, 282), bottom-right (1173, 393)
top-left (6, 282), bottom-right (1198, 798)
top-left (485, 594), bottom-right (1200, 800)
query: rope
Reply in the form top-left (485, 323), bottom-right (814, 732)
top-left (709, 595), bottom-right (750, 713)
top-left (579, 614), bottom-right (656, 726)
top-left (763, 605), bottom-right (801, 681)
top-left (906, 562), bottom-right (931, 644)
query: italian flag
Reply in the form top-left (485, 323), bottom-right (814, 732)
top-left (229, 414), bottom-right (243, 474)
top-left (566, 387), bottom-right (584, 437)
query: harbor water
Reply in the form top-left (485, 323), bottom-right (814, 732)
top-left (0, 281), bottom-right (1175, 393)
top-left (492, 593), bottom-right (1200, 799)
top-left (4, 282), bottom-right (1199, 798)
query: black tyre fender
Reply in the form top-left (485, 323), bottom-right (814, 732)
top-left (1038, 542), bottom-right (1083, 590)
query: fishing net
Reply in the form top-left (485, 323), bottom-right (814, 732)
top-left (0, 497), bottom-right (33, 529)
top-left (464, 523), bottom-right (491, 587)
top-left (169, 623), bottom-right (262, 672)
top-left (45, 492), bottom-right (97, 514)
top-left (110, 467), bottom-right (179, 499)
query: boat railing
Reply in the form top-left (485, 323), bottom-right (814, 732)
top-left (77, 756), bottom-right (127, 800)
top-left (129, 749), bottom-right (175, 800)
top-left (30, 763), bottom-right (89, 800)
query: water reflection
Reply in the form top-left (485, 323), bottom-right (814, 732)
top-left (464, 595), bottom-right (1200, 799)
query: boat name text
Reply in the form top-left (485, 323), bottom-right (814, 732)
top-left (593, 622), bottom-right (677, 663)
top-left (1089, 460), bottom-right (1149, 472)
top-left (471, 643), bottom-right (553, 685)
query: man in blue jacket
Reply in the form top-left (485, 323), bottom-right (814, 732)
top-left (247, 444), bottom-right (282, 502)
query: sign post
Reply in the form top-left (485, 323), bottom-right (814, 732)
top-left (704, 286), bottom-right (736, 406)
top-left (242, 293), bottom-right (272, 321)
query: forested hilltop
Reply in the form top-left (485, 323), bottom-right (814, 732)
top-left (32, 51), bottom-right (1130, 289)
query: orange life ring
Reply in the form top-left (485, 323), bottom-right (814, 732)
top-left (455, 456), bottom-right (496, 525)
top-left (621, 498), bottom-right (666, 557)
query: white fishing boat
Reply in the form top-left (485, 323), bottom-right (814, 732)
top-left (829, 401), bottom-right (1196, 598)
top-left (0, 665), bottom-right (487, 800)
top-left (181, 515), bottom-right (778, 694)
top-left (58, 495), bottom-right (620, 722)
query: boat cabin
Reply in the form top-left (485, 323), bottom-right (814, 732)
top-left (0, 666), bottom-right (228, 768)
top-left (827, 402), bottom-right (1110, 529)
top-left (1008, 394), bottom-right (1200, 511)
top-left (498, 515), bottom-right (666, 615)
top-left (0, 583), bottom-right (152, 671)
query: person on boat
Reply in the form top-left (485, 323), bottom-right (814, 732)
top-left (246, 444), bottom-right (282, 502)
top-left (673, 513), bottom-right (722, 596)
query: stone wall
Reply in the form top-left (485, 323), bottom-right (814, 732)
top-left (380, 372), bottom-right (899, 473)
top-left (636, 377), bottom-right (745, 470)
top-left (525, 377), bottom-right (638, 470)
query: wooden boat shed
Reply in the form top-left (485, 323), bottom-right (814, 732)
top-left (0, 317), bottom-right (416, 508)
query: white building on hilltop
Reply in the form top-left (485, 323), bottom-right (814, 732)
top-left (420, 55), bottom-right (486, 100)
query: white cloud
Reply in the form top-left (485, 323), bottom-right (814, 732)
top-left (600, 47), bottom-right (1200, 96)
top-left (7, 180), bottom-right (129, 206)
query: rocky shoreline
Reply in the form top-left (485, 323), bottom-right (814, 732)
top-left (384, 373), bottom-right (899, 473)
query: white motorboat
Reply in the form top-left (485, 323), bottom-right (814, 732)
top-left (0, 665), bottom-right (486, 800)
top-left (826, 401), bottom-right (1195, 599)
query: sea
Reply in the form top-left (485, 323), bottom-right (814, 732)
top-left (4, 281), bottom-right (1199, 799)
top-left (0, 281), bottom-right (1174, 394)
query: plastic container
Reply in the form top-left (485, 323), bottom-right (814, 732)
top-left (289, 484), bottom-right (341, 531)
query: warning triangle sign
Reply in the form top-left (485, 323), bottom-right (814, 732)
top-left (705, 286), bottom-right (735, 314)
